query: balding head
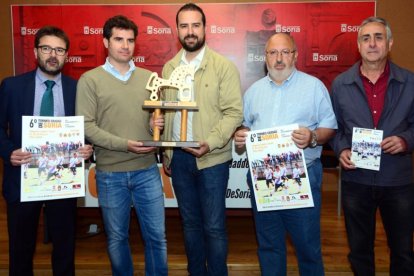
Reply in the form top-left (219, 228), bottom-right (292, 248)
top-left (265, 33), bottom-right (298, 84)
top-left (265, 33), bottom-right (297, 53)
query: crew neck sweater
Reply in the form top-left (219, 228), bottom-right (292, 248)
top-left (76, 66), bottom-right (156, 172)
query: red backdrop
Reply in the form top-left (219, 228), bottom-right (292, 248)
top-left (12, 2), bottom-right (375, 91)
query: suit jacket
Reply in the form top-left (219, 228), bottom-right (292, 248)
top-left (0, 70), bottom-right (77, 203)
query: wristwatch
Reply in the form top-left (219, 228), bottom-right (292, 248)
top-left (309, 130), bottom-right (318, 148)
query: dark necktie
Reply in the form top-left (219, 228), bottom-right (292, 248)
top-left (40, 80), bottom-right (55, 116)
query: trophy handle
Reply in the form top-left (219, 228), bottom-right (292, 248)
top-left (153, 108), bottom-right (161, 141)
top-left (180, 109), bottom-right (188, 141)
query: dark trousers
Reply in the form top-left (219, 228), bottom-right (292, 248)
top-left (342, 181), bottom-right (414, 276)
top-left (7, 198), bottom-right (77, 276)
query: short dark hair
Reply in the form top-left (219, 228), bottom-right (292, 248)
top-left (34, 26), bottom-right (70, 50)
top-left (176, 3), bottom-right (206, 27)
top-left (103, 15), bottom-right (138, 40)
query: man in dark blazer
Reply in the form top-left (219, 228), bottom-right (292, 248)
top-left (0, 26), bottom-right (92, 276)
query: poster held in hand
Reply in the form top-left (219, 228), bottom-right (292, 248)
top-left (21, 116), bottom-right (85, 201)
top-left (351, 127), bottom-right (383, 171)
top-left (245, 124), bottom-right (314, 211)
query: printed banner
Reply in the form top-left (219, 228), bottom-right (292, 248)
top-left (21, 116), bottom-right (85, 201)
top-left (11, 2), bottom-right (375, 91)
top-left (79, 146), bottom-right (251, 208)
top-left (351, 127), bottom-right (383, 171)
top-left (246, 124), bottom-right (314, 211)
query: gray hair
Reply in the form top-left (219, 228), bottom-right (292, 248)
top-left (358, 16), bottom-right (393, 41)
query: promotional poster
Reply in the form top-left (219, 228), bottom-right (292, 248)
top-left (246, 124), bottom-right (314, 211)
top-left (351, 127), bottom-right (383, 171)
top-left (21, 116), bottom-right (85, 201)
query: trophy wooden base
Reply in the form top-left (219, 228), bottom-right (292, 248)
top-left (143, 101), bottom-right (198, 110)
top-left (141, 140), bottom-right (200, 148)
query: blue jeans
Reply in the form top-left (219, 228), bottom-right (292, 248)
top-left (96, 164), bottom-right (167, 276)
top-left (342, 181), bottom-right (414, 276)
top-left (248, 159), bottom-right (324, 276)
top-left (171, 149), bottom-right (230, 276)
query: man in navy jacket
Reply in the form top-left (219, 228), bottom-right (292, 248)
top-left (331, 17), bottom-right (414, 276)
top-left (0, 26), bottom-right (92, 276)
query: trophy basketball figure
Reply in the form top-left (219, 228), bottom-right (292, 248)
top-left (142, 64), bottom-right (199, 147)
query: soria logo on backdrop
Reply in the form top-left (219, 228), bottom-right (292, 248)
top-left (146, 26), bottom-right (172, 35)
top-left (247, 53), bottom-right (265, 62)
top-left (275, 24), bottom-right (301, 33)
top-left (65, 56), bottom-right (82, 63)
top-left (83, 26), bottom-right (103, 35)
top-left (20, 27), bottom-right (39, 36)
top-left (340, 23), bottom-right (360, 32)
top-left (210, 25), bottom-right (236, 34)
top-left (313, 53), bottom-right (338, 62)
top-left (132, 56), bottom-right (145, 63)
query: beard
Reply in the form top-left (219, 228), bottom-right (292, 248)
top-left (267, 61), bottom-right (295, 83)
top-left (37, 56), bottom-right (64, 76)
top-left (179, 34), bottom-right (205, 52)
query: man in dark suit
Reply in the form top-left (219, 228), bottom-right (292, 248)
top-left (0, 26), bottom-right (92, 276)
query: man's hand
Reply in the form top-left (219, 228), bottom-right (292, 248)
top-left (10, 149), bottom-right (32, 166)
top-left (381, 136), bottom-right (407, 154)
top-left (78, 144), bottom-right (94, 160)
top-left (291, 127), bottom-right (312, 149)
top-left (127, 140), bottom-right (156, 154)
top-left (150, 112), bottom-right (165, 132)
top-left (183, 141), bottom-right (210, 158)
top-left (163, 159), bottom-right (171, 176)
top-left (234, 127), bottom-right (249, 149)
top-left (339, 149), bottom-right (356, 170)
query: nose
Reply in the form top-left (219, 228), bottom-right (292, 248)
top-left (369, 36), bottom-right (376, 47)
top-left (50, 49), bottom-right (57, 56)
top-left (122, 39), bottom-right (129, 48)
top-left (276, 52), bottom-right (283, 62)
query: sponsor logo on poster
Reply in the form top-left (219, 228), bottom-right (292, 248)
top-left (147, 26), bottom-right (172, 35)
top-left (275, 24), bottom-right (301, 33)
top-left (210, 25), bottom-right (236, 34)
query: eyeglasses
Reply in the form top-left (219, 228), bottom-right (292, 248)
top-left (37, 45), bottom-right (67, 56)
top-left (266, 49), bottom-right (296, 58)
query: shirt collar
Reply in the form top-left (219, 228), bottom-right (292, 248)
top-left (359, 61), bottom-right (390, 81)
top-left (266, 68), bottom-right (297, 87)
top-left (180, 45), bottom-right (206, 68)
top-left (36, 67), bottom-right (62, 86)
top-left (104, 57), bottom-right (136, 74)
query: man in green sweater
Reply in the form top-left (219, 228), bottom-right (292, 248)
top-left (75, 15), bottom-right (167, 276)
top-left (162, 3), bottom-right (243, 275)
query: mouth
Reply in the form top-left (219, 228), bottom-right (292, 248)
top-left (184, 35), bottom-right (198, 42)
top-left (274, 63), bottom-right (285, 70)
top-left (46, 58), bottom-right (59, 67)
